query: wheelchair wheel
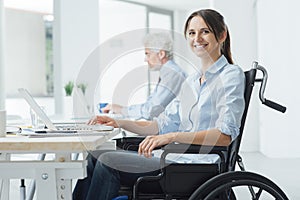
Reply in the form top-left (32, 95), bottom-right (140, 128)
top-left (189, 171), bottom-right (288, 200)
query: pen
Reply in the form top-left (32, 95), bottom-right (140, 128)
top-left (34, 130), bottom-right (77, 133)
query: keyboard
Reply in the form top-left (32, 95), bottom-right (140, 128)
top-left (54, 124), bottom-right (114, 131)
top-left (20, 127), bottom-right (116, 137)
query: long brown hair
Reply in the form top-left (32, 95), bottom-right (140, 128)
top-left (184, 9), bottom-right (233, 64)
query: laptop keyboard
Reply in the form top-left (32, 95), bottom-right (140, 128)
top-left (55, 124), bottom-right (114, 131)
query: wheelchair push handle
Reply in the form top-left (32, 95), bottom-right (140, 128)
top-left (252, 61), bottom-right (287, 113)
top-left (262, 99), bottom-right (286, 113)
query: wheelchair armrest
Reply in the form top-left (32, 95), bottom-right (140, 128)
top-left (114, 136), bottom-right (146, 145)
top-left (161, 143), bottom-right (228, 168)
top-left (162, 143), bottom-right (228, 154)
top-left (114, 136), bottom-right (145, 151)
top-left (114, 136), bottom-right (166, 151)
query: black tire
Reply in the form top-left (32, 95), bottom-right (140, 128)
top-left (189, 171), bottom-right (289, 200)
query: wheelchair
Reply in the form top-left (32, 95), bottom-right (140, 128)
top-left (115, 61), bottom-right (288, 200)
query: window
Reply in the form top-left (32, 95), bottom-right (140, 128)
top-left (44, 15), bottom-right (54, 95)
top-left (96, 1), bottom-right (174, 109)
top-left (147, 7), bottom-right (173, 96)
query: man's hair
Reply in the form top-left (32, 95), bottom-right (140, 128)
top-left (143, 32), bottom-right (173, 59)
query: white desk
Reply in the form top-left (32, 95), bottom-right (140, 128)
top-left (0, 129), bottom-right (119, 200)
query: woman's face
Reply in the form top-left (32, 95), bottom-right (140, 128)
top-left (186, 16), bottom-right (222, 61)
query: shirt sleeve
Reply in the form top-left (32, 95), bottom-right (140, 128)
top-left (215, 67), bottom-right (245, 141)
top-left (154, 99), bottom-right (181, 134)
top-left (123, 67), bottom-right (185, 120)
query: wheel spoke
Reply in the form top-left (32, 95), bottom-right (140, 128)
top-left (255, 188), bottom-right (263, 199)
top-left (248, 185), bottom-right (257, 199)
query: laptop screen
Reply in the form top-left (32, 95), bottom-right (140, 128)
top-left (18, 88), bottom-right (57, 130)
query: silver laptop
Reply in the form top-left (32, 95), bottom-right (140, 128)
top-left (18, 88), bottom-right (114, 134)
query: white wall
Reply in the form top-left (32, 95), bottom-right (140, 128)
top-left (211, 0), bottom-right (297, 157)
top-left (212, 0), bottom-right (260, 152)
top-left (0, 0), bottom-right (5, 110)
top-left (257, 0), bottom-right (299, 157)
top-left (53, 0), bottom-right (100, 115)
top-left (59, 0), bottom-right (100, 86)
top-left (96, 1), bottom-right (147, 108)
top-left (5, 8), bottom-right (46, 96)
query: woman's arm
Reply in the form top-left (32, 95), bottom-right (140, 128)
top-left (172, 129), bottom-right (231, 146)
top-left (138, 129), bottom-right (231, 157)
top-left (117, 119), bottom-right (159, 136)
top-left (89, 115), bottom-right (159, 136)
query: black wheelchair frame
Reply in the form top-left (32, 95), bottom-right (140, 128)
top-left (115, 61), bottom-right (288, 200)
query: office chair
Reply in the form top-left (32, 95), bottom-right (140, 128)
top-left (114, 61), bottom-right (288, 200)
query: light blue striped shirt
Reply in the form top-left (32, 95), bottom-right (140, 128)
top-left (154, 56), bottom-right (245, 163)
top-left (123, 60), bottom-right (187, 120)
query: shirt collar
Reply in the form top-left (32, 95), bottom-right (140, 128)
top-left (191, 55), bottom-right (229, 83)
top-left (160, 60), bottom-right (174, 76)
top-left (203, 55), bottom-right (228, 80)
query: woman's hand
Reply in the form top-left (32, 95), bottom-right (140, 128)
top-left (87, 116), bottom-right (119, 128)
top-left (138, 133), bottom-right (176, 158)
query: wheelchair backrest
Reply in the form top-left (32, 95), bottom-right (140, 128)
top-left (227, 68), bottom-right (257, 172)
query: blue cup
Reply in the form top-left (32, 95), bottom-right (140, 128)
top-left (97, 103), bottom-right (108, 113)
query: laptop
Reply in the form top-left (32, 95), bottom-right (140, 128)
top-left (18, 88), bottom-right (114, 135)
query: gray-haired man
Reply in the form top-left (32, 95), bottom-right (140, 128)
top-left (102, 32), bottom-right (187, 120)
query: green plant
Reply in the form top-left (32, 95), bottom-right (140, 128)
top-left (77, 83), bottom-right (87, 95)
top-left (64, 81), bottom-right (74, 96)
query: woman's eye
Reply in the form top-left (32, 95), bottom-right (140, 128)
top-left (205, 30), bottom-right (210, 33)
top-left (188, 32), bottom-right (196, 38)
top-left (202, 29), bottom-right (210, 34)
